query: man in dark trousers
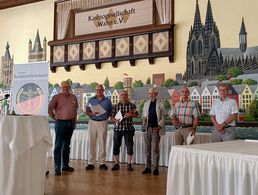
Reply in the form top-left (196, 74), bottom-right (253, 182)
top-left (141, 87), bottom-right (166, 176)
top-left (48, 80), bottom-right (78, 176)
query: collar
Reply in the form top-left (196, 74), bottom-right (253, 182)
top-left (94, 95), bottom-right (105, 101)
top-left (220, 97), bottom-right (229, 102)
top-left (180, 99), bottom-right (190, 103)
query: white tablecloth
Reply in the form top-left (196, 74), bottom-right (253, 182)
top-left (49, 130), bottom-right (211, 166)
top-left (166, 140), bottom-right (258, 195)
top-left (0, 116), bottom-right (52, 195)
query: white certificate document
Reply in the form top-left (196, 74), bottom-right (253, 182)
top-left (115, 110), bottom-right (123, 122)
top-left (186, 132), bottom-right (195, 145)
top-left (91, 104), bottom-right (106, 116)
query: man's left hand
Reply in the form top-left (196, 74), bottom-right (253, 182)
top-left (190, 128), bottom-right (196, 136)
top-left (124, 112), bottom-right (132, 118)
top-left (153, 126), bottom-right (161, 132)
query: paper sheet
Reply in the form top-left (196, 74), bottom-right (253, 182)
top-left (115, 110), bottom-right (123, 122)
top-left (90, 104), bottom-right (106, 116)
top-left (186, 132), bottom-right (195, 145)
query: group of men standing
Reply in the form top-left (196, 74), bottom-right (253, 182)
top-left (48, 81), bottom-right (239, 176)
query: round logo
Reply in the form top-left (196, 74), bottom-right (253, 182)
top-left (16, 83), bottom-right (44, 115)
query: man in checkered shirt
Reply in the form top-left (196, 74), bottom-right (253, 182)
top-left (171, 86), bottom-right (201, 145)
top-left (110, 90), bottom-right (138, 171)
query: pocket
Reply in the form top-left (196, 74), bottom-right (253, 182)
top-left (102, 120), bottom-right (108, 129)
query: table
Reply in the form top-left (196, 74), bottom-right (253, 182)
top-left (166, 140), bottom-right (258, 195)
top-left (48, 130), bottom-right (211, 166)
top-left (0, 116), bottom-right (52, 195)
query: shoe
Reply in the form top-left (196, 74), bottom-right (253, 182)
top-left (99, 164), bottom-right (108, 170)
top-left (54, 170), bottom-right (61, 176)
top-left (85, 164), bottom-right (95, 171)
top-left (62, 166), bottom-right (74, 172)
top-left (45, 170), bottom-right (49, 176)
top-left (153, 168), bottom-right (159, 176)
top-left (111, 163), bottom-right (120, 171)
top-left (127, 164), bottom-right (133, 171)
top-left (142, 168), bottom-right (152, 174)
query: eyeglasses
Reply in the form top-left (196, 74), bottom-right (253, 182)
top-left (219, 89), bottom-right (228, 92)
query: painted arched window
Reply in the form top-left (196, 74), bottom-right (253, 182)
top-left (191, 61), bottom-right (194, 74)
top-left (210, 36), bottom-right (216, 48)
top-left (191, 40), bottom-right (197, 56)
top-left (198, 41), bottom-right (203, 55)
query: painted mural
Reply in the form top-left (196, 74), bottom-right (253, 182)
top-left (0, 0), bottom-right (258, 120)
top-left (184, 0), bottom-right (258, 81)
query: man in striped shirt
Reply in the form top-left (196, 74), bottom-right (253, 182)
top-left (171, 86), bottom-right (201, 145)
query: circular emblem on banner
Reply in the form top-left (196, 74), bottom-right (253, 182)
top-left (16, 83), bottom-right (44, 115)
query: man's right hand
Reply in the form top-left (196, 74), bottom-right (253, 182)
top-left (215, 124), bottom-right (225, 134)
top-left (91, 112), bottom-right (99, 116)
top-left (171, 118), bottom-right (179, 127)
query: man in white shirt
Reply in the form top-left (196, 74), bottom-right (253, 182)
top-left (209, 83), bottom-right (239, 142)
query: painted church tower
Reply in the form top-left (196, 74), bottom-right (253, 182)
top-left (0, 42), bottom-right (14, 87)
top-left (28, 30), bottom-right (47, 62)
top-left (239, 18), bottom-right (247, 53)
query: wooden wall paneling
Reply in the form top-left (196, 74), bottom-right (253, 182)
top-left (169, 27), bottom-right (174, 63)
top-left (49, 24), bottom-right (171, 45)
top-left (129, 36), bottom-right (135, 66)
top-left (48, 25), bottom-right (174, 70)
top-left (79, 42), bottom-right (86, 70)
top-left (95, 41), bottom-right (101, 69)
top-left (54, 2), bottom-right (57, 40)
top-left (50, 46), bottom-right (56, 72)
top-left (64, 44), bottom-right (70, 72)
top-left (111, 38), bottom-right (117, 68)
top-left (0, 0), bottom-right (44, 10)
top-left (148, 33), bottom-right (154, 64)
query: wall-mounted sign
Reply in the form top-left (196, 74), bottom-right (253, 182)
top-left (75, 0), bottom-right (153, 36)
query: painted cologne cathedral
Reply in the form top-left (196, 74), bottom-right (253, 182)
top-left (28, 30), bottom-right (47, 62)
top-left (184, 0), bottom-right (258, 80)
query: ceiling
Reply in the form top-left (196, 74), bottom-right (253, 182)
top-left (0, 0), bottom-right (44, 10)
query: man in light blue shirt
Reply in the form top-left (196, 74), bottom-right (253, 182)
top-left (85, 84), bottom-right (112, 170)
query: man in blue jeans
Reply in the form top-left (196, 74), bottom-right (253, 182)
top-left (48, 81), bottom-right (78, 176)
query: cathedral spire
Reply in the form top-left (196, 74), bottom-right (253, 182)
top-left (239, 17), bottom-right (247, 35)
top-left (193, 0), bottom-right (202, 32)
top-left (33, 29), bottom-right (43, 52)
top-left (204, 0), bottom-right (214, 32)
top-left (4, 42), bottom-right (11, 60)
top-left (239, 17), bottom-right (247, 53)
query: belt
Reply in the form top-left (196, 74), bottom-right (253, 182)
top-left (178, 124), bottom-right (193, 128)
top-left (91, 118), bottom-right (106, 122)
top-left (56, 119), bottom-right (74, 122)
top-left (224, 125), bottom-right (233, 129)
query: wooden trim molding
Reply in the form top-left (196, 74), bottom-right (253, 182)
top-left (0, 0), bottom-right (44, 10)
top-left (49, 24), bottom-right (174, 72)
